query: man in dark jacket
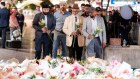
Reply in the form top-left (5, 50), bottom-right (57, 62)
top-left (33, 2), bottom-right (56, 59)
top-left (16, 10), bottom-right (25, 35)
top-left (0, 2), bottom-right (10, 48)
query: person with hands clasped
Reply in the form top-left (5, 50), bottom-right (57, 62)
top-left (33, 2), bottom-right (56, 59)
top-left (63, 4), bottom-right (85, 61)
top-left (83, 7), bottom-right (106, 58)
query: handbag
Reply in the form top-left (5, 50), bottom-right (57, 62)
top-left (12, 27), bottom-right (21, 38)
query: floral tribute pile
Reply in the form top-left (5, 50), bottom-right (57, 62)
top-left (0, 56), bottom-right (140, 79)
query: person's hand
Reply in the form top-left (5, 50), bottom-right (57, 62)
top-left (14, 26), bottom-right (18, 29)
top-left (47, 30), bottom-right (51, 34)
top-left (88, 34), bottom-right (93, 39)
top-left (42, 27), bottom-right (47, 33)
top-left (109, 21), bottom-right (112, 23)
top-left (76, 29), bottom-right (81, 35)
top-left (71, 32), bottom-right (77, 36)
top-left (102, 42), bottom-right (106, 48)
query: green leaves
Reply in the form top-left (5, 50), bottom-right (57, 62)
top-left (29, 74), bottom-right (36, 79)
top-left (88, 67), bottom-right (103, 73)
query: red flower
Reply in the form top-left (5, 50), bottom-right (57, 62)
top-left (19, 71), bottom-right (26, 76)
top-left (70, 72), bottom-right (75, 77)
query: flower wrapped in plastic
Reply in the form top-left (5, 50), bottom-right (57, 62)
top-left (93, 27), bottom-right (103, 37)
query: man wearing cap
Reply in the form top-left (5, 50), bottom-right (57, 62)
top-left (63, 4), bottom-right (84, 60)
top-left (83, 7), bottom-right (104, 58)
top-left (95, 7), bottom-right (106, 49)
top-left (0, 2), bottom-right (10, 48)
top-left (33, 2), bottom-right (56, 59)
top-left (52, 2), bottom-right (71, 58)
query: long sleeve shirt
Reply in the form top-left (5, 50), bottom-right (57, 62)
top-left (54, 11), bottom-right (71, 32)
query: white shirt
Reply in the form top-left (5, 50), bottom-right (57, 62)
top-left (71, 15), bottom-right (79, 31)
top-left (44, 15), bottom-right (48, 28)
top-left (91, 17), bottom-right (98, 37)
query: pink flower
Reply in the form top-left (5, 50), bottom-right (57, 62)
top-left (61, 64), bottom-right (64, 68)
top-left (64, 72), bottom-right (68, 75)
top-left (73, 66), bottom-right (78, 71)
top-left (80, 67), bottom-right (85, 71)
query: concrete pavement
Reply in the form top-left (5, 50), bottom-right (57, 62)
top-left (0, 48), bottom-right (34, 63)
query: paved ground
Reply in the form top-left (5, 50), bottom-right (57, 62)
top-left (0, 16), bottom-right (35, 62)
top-left (0, 48), bottom-right (34, 63)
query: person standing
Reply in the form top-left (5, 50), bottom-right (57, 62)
top-left (81, 4), bottom-right (90, 18)
top-left (9, 8), bottom-right (20, 41)
top-left (95, 7), bottom-right (106, 58)
top-left (52, 2), bottom-right (71, 58)
top-left (33, 2), bottom-right (56, 59)
top-left (0, 2), bottom-right (10, 48)
top-left (78, 3), bottom-right (85, 16)
top-left (63, 4), bottom-right (84, 61)
top-left (16, 10), bottom-right (25, 35)
top-left (83, 7), bottom-right (106, 58)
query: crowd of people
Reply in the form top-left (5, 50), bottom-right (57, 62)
top-left (0, 2), bottom-right (24, 48)
top-left (33, 1), bottom-right (140, 60)
top-left (33, 1), bottom-right (107, 60)
top-left (0, 1), bottom-right (139, 60)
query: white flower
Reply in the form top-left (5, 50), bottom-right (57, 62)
top-left (93, 27), bottom-right (103, 36)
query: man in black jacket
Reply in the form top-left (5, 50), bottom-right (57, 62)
top-left (0, 2), bottom-right (10, 48)
top-left (33, 2), bottom-right (56, 59)
top-left (16, 10), bottom-right (25, 35)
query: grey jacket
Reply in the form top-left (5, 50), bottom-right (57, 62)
top-left (82, 16), bottom-right (106, 46)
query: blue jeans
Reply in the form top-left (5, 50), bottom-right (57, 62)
top-left (86, 37), bottom-right (102, 58)
top-left (52, 31), bottom-right (67, 58)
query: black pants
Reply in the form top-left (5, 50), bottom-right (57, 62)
top-left (19, 22), bottom-right (24, 34)
top-left (120, 25), bottom-right (131, 45)
top-left (68, 37), bottom-right (83, 61)
top-left (35, 33), bottom-right (51, 59)
top-left (0, 27), bottom-right (6, 48)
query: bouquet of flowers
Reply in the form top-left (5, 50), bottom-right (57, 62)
top-left (75, 19), bottom-right (82, 35)
top-left (93, 27), bottom-right (103, 37)
top-left (75, 21), bottom-right (81, 30)
top-left (39, 19), bottom-right (45, 28)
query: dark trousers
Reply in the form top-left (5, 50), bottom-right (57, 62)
top-left (120, 25), bottom-right (131, 45)
top-left (35, 33), bottom-right (51, 59)
top-left (94, 37), bottom-right (102, 58)
top-left (68, 37), bottom-right (83, 61)
top-left (0, 27), bottom-right (6, 48)
top-left (19, 22), bottom-right (24, 34)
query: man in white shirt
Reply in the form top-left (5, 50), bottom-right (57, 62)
top-left (82, 7), bottom-right (105, 58)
